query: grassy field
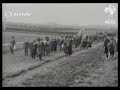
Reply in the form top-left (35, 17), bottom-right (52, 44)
top-left (3, 28), bottom-right (117, 44)
top-left (2, 31), bottom-right (55, 52)
top-left (2, 29), bottom-right (117, 54)
top-left (2, 29), bottom-right (118, 87)
top-left (3, 42), bottom-right (118, 87)
top-left (20, 44), bottom-right (118, 87)
top-left (2, 31), bottom-right (54, 44)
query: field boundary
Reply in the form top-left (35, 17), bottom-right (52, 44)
top-left (3, 42), bottom-right (24, 46)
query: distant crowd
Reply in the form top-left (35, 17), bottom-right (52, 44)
top-left (9, 32), bottom-right (118, 60)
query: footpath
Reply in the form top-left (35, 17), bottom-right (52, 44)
top-left (3, 42), bottom-right (102, 80)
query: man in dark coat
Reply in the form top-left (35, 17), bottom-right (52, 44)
top-left (36, 38), bottom-right (44, 60)
top-left (107, 37), bottom-right (116, 60)
top-left (63, 39), bottom-right (72, 57)
top-left (81, 39), bottom-right (87, 49)
top-left (87, 39), bottom-right (92, 48)
top-left (67, 39), bottom-right (73, 57)
top-left (31, 40), bottom-right (37, 59)
top-left (103, 34), bottom-right (110, 58)
top-left (87, 37), bottom-right (92, 49)
top-left (53, 39), bottom-right (57, 52)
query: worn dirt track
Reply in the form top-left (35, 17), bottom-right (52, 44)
top-left (3, 42), bottom-right (118, 87)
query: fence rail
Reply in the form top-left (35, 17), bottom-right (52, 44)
top-left (2, 41), bottom-right (24, 54)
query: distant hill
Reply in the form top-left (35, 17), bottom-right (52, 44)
top-left (3, 22), bottom-right (118, 34)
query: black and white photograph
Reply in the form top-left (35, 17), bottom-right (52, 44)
top-left (2, 3), bottom-right (118, 87)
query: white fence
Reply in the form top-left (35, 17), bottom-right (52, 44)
top-left (2, 41), bottom-right (24, 53)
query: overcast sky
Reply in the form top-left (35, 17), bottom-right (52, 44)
top-left (3, 3), bottom-right (118, 26)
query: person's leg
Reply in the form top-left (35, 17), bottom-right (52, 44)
top-left (39, 54), bottom-right (41, 60)
top-left (40, 54), bottom-right (42, 60)
top-left (33, 49), bottom-right (35, 59)
top-left (106, 52), bottom-right (108, 58)
top-left (31, 53), bottom-right (33, 58)
top-left (105, 47), bottom-right (108, 58)
top-left (69, 53), bottom-right (71, 57)
top-left (11, 47), bottom-right (14, 54)
top-left (11, 49), bottom-right (13, 54)
top-left (10, 47), bottom-right (12, 54)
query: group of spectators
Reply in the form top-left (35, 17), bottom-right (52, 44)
top-left (9, 33), bottom-right (93, 60)
top-left (9, 32), bottom-right (117, 61)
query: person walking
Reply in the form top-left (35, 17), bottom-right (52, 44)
top-left (107, 37), bottom-right (116, 60)
top-left (9, 36), bottom-right (16, 54)
top-left (87, 38), bottom-right (92, 49)
top-left (103, 34), bottom-right (111, 58)
top-left (36, 38), bottom-right (43, 60)
top-left (31, 40), bottom-right (37, 59)
top-left (67, 39), bottom-right (73, 57)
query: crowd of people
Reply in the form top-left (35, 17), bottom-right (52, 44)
top-left (9, 33), bottom-right (94, 60)
top-left (103, 34), bottom-right (118, 60)
top-left (9, 32), bottom-right (118, 61)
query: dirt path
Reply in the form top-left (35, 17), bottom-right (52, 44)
top-left (3, 41), bottom-right (101, 80)
top-left (3, 42), bottom-right (118, 87)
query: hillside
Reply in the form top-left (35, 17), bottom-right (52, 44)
top-left (3, 22), bottom-right (118, 34)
